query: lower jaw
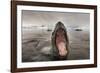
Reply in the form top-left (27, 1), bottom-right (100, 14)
top-left (58, 55), bottom-right (68, 60)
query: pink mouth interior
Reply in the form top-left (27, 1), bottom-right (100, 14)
top-left (56, 29), bottom-right (68, 57)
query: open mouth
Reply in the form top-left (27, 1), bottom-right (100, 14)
top-left (55, 28), bottom-right (68, 58)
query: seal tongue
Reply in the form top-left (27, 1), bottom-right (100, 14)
top-left (57, 42), bottom-right (68, 56)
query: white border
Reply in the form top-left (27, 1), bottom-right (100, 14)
top-left (17, 5), bottom-right (94, 68)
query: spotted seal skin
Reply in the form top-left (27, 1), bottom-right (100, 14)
top-left (51, 21), bottom-right (69, 60)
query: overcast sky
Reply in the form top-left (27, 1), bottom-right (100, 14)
top-left (22, 10), bottom-right (90, 31)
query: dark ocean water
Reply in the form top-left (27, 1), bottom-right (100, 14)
top-left (22, 27), bottom-right (90, 62)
